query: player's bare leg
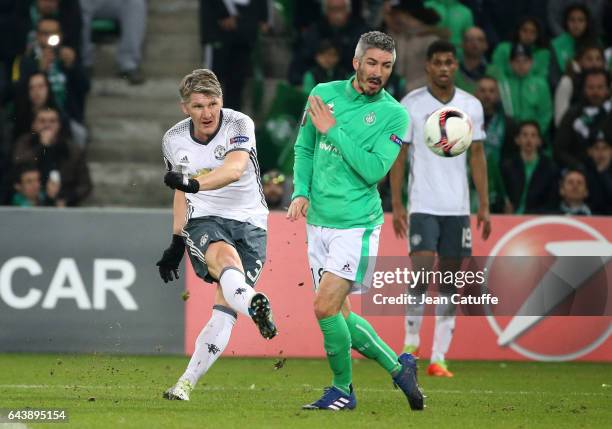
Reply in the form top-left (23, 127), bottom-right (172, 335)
top-left (206, 241), bottom-right (277, 339)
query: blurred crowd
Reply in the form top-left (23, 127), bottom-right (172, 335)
top-left (0, 0), bottom-right (146, 207)
top-left (254, 0), bottom-right (612, 216)
top-left (1, 0), bottom-right (610, 216)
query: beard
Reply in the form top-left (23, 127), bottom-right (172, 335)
top-left (356, 66), bottom-right (385, 95)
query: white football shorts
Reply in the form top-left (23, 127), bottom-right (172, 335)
top-left (306, 224), bottom-right (381, 294)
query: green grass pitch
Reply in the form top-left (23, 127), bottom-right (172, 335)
top-left (0, 354), bottom-right (610, 428)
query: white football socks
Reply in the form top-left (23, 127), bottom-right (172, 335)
top-left (431, 294), bottom-right (456, 363)
top-left (404, 297), bottom-right (425, 349)
top-left (219, 267), bottom-right (256, 317)
top-left (180, 306), bottom-right (236, 386)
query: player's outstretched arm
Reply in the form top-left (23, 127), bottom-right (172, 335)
top-left (469, 141), bottom-right (491, 240)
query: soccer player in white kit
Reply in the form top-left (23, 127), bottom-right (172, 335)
top-left (390, 40), bottom-right (491, 377)
top-left (156, 69), bottom-right (277, 400)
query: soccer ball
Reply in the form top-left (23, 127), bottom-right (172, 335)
top-left (424, 107), bottom-right (473, 157)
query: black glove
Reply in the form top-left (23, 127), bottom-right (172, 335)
top-left (164, 171), bottom-right (200, 193)
top-left (156, 234), bottom-right (185, 283)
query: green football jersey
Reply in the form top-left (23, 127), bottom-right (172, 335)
top-left (292, 77), bottom-right (410, 229)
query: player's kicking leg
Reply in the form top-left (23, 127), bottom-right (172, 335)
top-left (208, 241), bottom-right (278, 339)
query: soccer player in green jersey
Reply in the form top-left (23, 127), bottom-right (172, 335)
top-left (287, 31), bottom-right (424, 411)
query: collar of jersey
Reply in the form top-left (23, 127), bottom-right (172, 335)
top-left (344, 76), bottom-right (384, 102)
top-left (426, 86), bottom-right (456, 105)
top-left (189, 110), bottom-right (223, 145)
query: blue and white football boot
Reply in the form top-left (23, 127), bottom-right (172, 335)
top-left (302, 385), bottom-right (356, 411)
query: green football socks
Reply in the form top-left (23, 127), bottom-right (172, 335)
top-left (318, 313), bottom-right (352, 395)
top-left (345, 312), bottom-right (401, 375)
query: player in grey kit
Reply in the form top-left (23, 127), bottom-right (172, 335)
top-left (157, 69), bottom-right (277, 401)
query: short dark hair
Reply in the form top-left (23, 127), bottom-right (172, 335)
top-left (426, 40), bottom-right (456, 60)
top-left (560, 167), bottom-right (587, 184)
top-left (583, 68), bottom-right (611, 87)
top-left (477, 75), bottom-right (498, 85)
top-left (516, 120), bottom-right (541, 138)
top-left (12, 162), bottom-right (40, 185)
top-left (316, 39), bottom-right (338, 55)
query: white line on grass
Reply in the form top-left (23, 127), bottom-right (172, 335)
top-left (0, 385), bottom-right (607, 397)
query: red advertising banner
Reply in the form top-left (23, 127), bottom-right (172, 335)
top-left (186, 214), bottom-right (612, 361)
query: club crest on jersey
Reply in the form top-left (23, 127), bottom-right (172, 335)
top-left (389, 134), bottom-right (403, 146)
top-left (230, 135), bottom-right (249, 145)
top-left (214, 145), bottom-right (226, 160)
top-left (364, 111), bottom-right (376, 125)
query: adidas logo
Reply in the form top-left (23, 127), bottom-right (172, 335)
top-left (180, 155), bottom-right (189, 163)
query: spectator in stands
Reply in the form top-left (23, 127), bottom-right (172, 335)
top-left (13, 17), bottom-right (89, 123)
top-left (584, 132), bottom-right (612, 214)
top-left (475, 0), bottom-right (548, 50)
top-left (17, 0), bottom-right (82, 56)
top-left (497, 43), bottom-right (553, 138)
top-left (474, 76), bottom-right (518, 167)
top-left (10, 162), bottom-right (50, 207)
top-left (470, 76), bottom-right (516, 213)
top-left (302, 39), bottom-right (348, 93)
top-left (200, 0), bottom-right (268, 109)
top-left (262, 169), bottom-right (291, 210)
top-left (455, 26), bottom-right (488, 94)
top-left (502, 121), bottom-right (559, 214)
top-left (293, 0), bottom-right (367, 34)
top-left (13, 72), bottom-right (55, 136)
top-left (383, 0), bottom-right (440, 92)
top-left (547, 0), bottom-right (605, 38)
top-left (554, 43), bottom-right (606, 127)
top-left (287, 0), bottom-right (367, 86)
top-left (424, 0), bottom-right (473, 51)
top-left (12, 71), bottom-right (87, 147)
top-left (490, 16), bottom-right (551, 80)
top-left (13, 107), bottom-right (91, 206)
top-left (80, 0), bottom-right (147, 85)
top-left (557, 168), bottom-right (592, 215)
top-left (555, 69), bottom-right (612, 169)
top-left (550, 4), bottom-right (598, 85)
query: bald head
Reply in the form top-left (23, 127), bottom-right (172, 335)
top-left (462, 27), bottom-right (488, 59)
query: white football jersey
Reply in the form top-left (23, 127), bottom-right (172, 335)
top-left (401, 87), bottom-right (486, 216)
top-left (162, 109), bottom-right (268, 230)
